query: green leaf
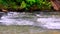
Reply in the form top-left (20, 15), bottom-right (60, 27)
top-left (20, 1), bottom-right (26, 8)
top-left (26, 0), bottom-right (36, 2)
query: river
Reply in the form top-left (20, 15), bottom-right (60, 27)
top-left (0, 12), bottom-right (60, 34)
top-left (0, 12), bottom-right (60, 29)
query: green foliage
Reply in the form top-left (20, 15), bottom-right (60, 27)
top-left (0, 0), bottom-right (52, 10)
top-left (36, 0), bottom-right (52, 10)
top-left (20, 1), bottom-right (26, 9)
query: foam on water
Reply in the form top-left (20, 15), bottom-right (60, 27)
top-left (0, 12), bottom-right (60, 29)
top-left (37, 15), bottom-right (60, 29)
top-left (0, 12), bottom-right (34, 25)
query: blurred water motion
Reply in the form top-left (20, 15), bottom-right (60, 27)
top-left (0, 12), bottom-right (60, 29)
top-left (0, 12), bottom-right (35, 25)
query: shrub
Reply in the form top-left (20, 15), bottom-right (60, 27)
top-left (0, 0), bottom-right (52, 11)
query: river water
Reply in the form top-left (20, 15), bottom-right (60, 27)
top-left (0, 12), bottom-right (60, 29)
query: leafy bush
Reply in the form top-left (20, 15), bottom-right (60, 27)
top-left (0, 0), bottom-right (52, 11)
